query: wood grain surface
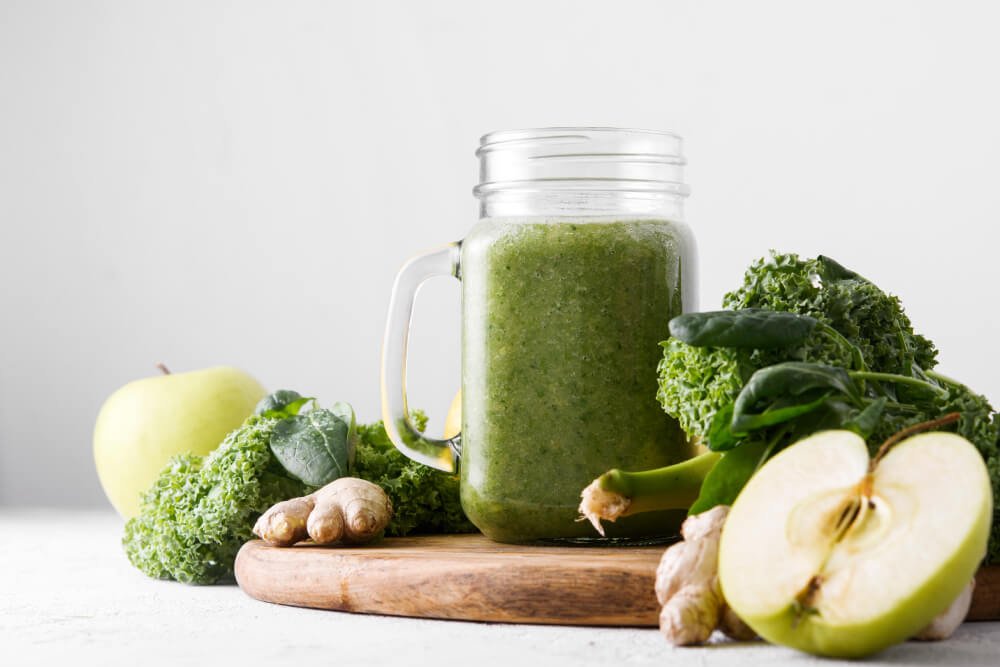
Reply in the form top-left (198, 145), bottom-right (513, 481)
top-left (235, 534), bottom-right (1000, 626)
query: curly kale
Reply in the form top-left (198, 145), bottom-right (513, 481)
top-left (658, 325), bottom-right (859, 443)
top-left (657, 252), bottom-right (1000, 563)
top-left (931, 380), bottom-right (1000, 564)
top-left (123, 404), bottom-right (475, 585)
top-left (864, 378), bottom-right (999, 563)
top-left (932, 378), bottom-right (998, 461)
top-left (989, 443), bottom-right (1000, 565)
top-left (354, 412), bottom-right (475, 536)
top-left (660, 251), bottom-right (943, 441)
top-left (722, 252), bottom-right (938, 375)
top-left (123, 415), bottom-right (308, 584)
top-left (656, 342), bottom-right (748, 442)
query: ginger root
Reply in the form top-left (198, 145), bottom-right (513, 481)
top-left (253, 477), bottom-right (392, 547)
top-left (655, 505), bottom-right (756, 645)
top-left (912, 579), bottom-right (975, 641)
top-left (655, 505), bottom-right (976, 647)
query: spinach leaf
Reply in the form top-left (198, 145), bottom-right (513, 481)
top-left (669, 309), bottom-right (818, 349)
top-left (329, 401), bottom-right (359, 469)
top-left (696, 396), bottom-right (886, 510)
top-left (731, 362), bottom-right (862, 434)
top-left (782, 397), bottom-right (861, 437)
top-left (688, 437), bottom-right (774, 514)
top-left (269, 408), bottom-right (351, 486)
top-left (255, 390), bottom-right (314, 418)
top-left (842, 397), bottom-right (887, 438)
top-left (732, 392), bottom-right (833, 435)
top-left (707, 402), bottom-right (739, 451)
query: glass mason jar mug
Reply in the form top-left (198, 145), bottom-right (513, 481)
top-left (381, 128), bottom-right (698, 543)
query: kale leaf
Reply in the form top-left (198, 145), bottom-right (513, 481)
top-left (657, 321), bottom-right (858, 444)
top-left (722, 252), bottom-right (938, 375)
top-left (123, 415), bottom-right (309, 584)
top-left (354, 411), bottom-right (475, 537)
top-left (123, 396), bottom-right (473, 585)
top-left (657, 252), bottom-right (999, 563)
top-left (656, 341), bottom-right (749, 443)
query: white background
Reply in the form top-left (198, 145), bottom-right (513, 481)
top-left (2, 0), bottom-right (998, 508)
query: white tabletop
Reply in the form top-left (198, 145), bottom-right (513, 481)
top-left (2, 509), bottom-right (998, 667)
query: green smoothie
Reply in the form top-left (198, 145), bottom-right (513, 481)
top-left (460, 218), bottom-right (694, 543)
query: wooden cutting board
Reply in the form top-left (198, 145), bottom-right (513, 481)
top-left (235, 534), bottom-right (1000, 626)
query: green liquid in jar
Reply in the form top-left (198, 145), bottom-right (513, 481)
top-left (460, 218), bottom-right (694, 543)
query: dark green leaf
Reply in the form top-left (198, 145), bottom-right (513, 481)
top-left (732, 392), bottom-right (832, 434)
top-left (688, 438), bottom-right (774, 514)
top-left (722, 251), bottom-right (938, 377)
top-left (255, 390), bottom-right (314, 418)
top-left (816, 255), bottom-right (861, 281)
top-left (786, 398), bottom-right (861, 436)
top-left (842, 397), bottom-right (887, 438)
top-left (330, 401), bottom-right (359, 469)
top-left (707, 403), bottom-right (740, 451)
top-left (669, 309), bottom-right (819, 349)
top-left (731, 362), bottom-right (862, 434)
top-left (269, 409), bottom-right (351, 486)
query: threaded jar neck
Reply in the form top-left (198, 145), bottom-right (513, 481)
top-left (474, 127), bottom-right (688, 219)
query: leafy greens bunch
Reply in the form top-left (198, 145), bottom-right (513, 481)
top-left (656, 252), bottom-right (1000, 563)
top-left (123, 391), bottom-right (473, 584)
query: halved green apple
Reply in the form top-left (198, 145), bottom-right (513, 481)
top-left (718, 430), bottom-right (992, 658)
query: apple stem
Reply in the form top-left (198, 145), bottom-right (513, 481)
top-left (155, 362), bottom-right (171, 375)
top-left (870, 412), bottom-right (961, 471)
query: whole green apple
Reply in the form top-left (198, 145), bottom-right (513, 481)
top-left (93, 365), bottom-right (267, 518)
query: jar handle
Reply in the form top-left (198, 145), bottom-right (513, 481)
top-left (380, 243), bottom-right (462, 473)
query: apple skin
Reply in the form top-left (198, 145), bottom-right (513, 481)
top-left (719, 431), bottom-right (992, 659)
top-left (93, 366), bottom-right (267, 518)
top-left (737, 515), bottom-right (989, 658)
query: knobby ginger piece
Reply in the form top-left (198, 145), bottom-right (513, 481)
top-left (253, 477), bottom-right (392, 546)
top-left (719, 605), bottom-right (757, 641)
top-left (656, 505), bottom-right (748, 645)
top-left (912, 579), bottom-right (975, 641)
top-left (252, 497), bottom-right (315, 546)
top-left (655, 505), bottom-right (756, 645)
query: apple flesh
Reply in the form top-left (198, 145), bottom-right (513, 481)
top-left (93, 366), bottom-right (266, 518)
top-left (718, 430), bottom-right (992, 658)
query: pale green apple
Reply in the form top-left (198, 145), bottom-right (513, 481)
top-left (93, 366), bottom-right (267, 518)
top-left (719, 430), bottom-right (992, 659)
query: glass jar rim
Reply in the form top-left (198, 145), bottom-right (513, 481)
top-left (474, 127), bottom-right (688, 198)
top-left (477, 126), bottom-right (685, 153)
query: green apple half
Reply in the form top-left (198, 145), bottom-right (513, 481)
top-left (718, 429), bottom-right (992, 658)
top-left (94, 366), bottom-right (266, 518)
